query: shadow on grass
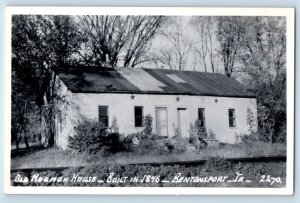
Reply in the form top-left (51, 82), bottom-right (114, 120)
top-left (11, 144), bottom-right (47, 158)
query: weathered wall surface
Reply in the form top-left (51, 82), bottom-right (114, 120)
top-left (55, 80), bottom-right (79, 148)
top-left (56, 89), bottom-right (257, 149)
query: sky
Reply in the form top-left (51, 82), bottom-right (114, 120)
top-left (140, 16), bottom-right (223, 73)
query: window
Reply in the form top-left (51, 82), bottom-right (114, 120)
top-left (134, 106), bottom-right (143, 127)
top-left (99, 106), bottom-right (109, 127)
top-left (198, 108), bottom-right (206, 127)
top-left (228, 109), bottom-right (236, 127)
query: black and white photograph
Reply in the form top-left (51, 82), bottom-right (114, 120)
top-left (4, 7), bottom-right (294, 195)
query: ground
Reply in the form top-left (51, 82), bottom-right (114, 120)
top-left (10, 142), bottom-right (286, 187)
top-left (11, 142), bottom-right (286, 169)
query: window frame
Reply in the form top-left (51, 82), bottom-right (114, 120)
top-left (228, 108), bottom-right (236, 127)
top-left (198, 108), bottom-right (206, 128)
top-left (98, 105), bottom-right (109, 127)
top-left (134, 106), bottom-right (144, 127)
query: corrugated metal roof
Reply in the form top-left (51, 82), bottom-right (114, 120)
top-left (56, 66), bottom-right (255, 98)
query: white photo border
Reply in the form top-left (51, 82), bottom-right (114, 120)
top-left (4, 6), bottom-right (295, 195)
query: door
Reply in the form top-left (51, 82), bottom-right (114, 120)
top-left (156, 107), bottom-right (168, 137)
top-left (177, 108), bottom-right (189, 138)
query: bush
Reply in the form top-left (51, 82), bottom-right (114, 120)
top-left (188, 133), bottom-right (198, 148)
top-left (202, 158), bottom-right (232, 173)
top-left (164, 135), bottom-right (188, 153)
top-left (122, 132), bottom-right (142, 152)
top-left (122, 131), bottom-right (191, 154)
top-left (111, 116), bottom-right (119, 133)
top-left (208, 129), bottom-right (216, 139)
top-left (143, 114), bottom-right (153, 135)
top-left (194, 119), bottom-right (207, 139)
top-left (239, 131), bottom-right (259, 144)
top-left (123, 131), bottom-right (161, 154)
top-left (139, 133), bottom-right (166, 154)
top-left (68, 120), bottom-right (125, 154)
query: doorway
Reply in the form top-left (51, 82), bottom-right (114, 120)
top-left (177, 108), bottom-right (189, 138)
top-left (155, 107), bottom-right (168, 137)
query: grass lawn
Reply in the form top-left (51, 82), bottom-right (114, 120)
top-left (11, 142), bottom-right (286, 169)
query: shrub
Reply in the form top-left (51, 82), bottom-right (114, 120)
top-left (239, 131), bottom-right (259, 144)
top-left (139, 133), bottom-right (166, 154)
top-left (143, 114), bottom-right (153, 135)
top-left (122, 132), bottom-right (142, 151)
top-left (208, 129), bottom-right (216, 139)
top-left (247, 108), bottom-right (256, 132)
top-left (125, 133), bottom-right (191, 154)
top-left (164, 135), bottom-right (189, 153)
top-left (111, 116), bottom-right (119, 133)
top-left (202, 158), bottom-right (232, 173)
top-left (194, 119), bottom-right (207, 139)
top-left (188, 121), bottom-right (207, 149)
top-left (188, 123), bottom-right (197, 146)
top-left (188, 133), bottom-right (198, 148)
top-left (68, 120), bottom-right (125, 154)
top-left (122, 132), bottom-right (166, 154)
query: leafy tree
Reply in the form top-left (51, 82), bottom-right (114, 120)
top-left (239, 17), bottom-right (286, 143)
top-left (12, 15), bottom-right (83, 147)
top-left (216, 16), bottom-right (286, 143)
top-left (216, 16), bottom-right (247, 77)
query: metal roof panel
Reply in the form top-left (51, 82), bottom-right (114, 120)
top-left (55, 66), bottom-right (255, 98)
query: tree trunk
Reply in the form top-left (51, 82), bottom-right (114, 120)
top-left (178, 57), bottom-right (182, 71)
top-left (208, 32), bottom-right (215, 73)
top-left (269, 118), bottom-right (276, 144)
top-left (21, 123), bottom-right (29, 150)
top-left (39, 106), bottom-right (43, 145)
top-left (24, 132), bottom-right (30, 150)
top-left (15, 135), bottom-right (20, 150)
top-left (47, 131), bottom-right (55, 147)
top-left (210, 52), bottom-right (215, 73)
top-left (203, 56), bottom-right (207, 72)
top-left (16, 126), bottom-right (21, 149)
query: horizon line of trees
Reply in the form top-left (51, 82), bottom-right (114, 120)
top-left (11, 15), bottom-right (286, 149)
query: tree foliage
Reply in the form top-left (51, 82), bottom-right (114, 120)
top-left (216, 16), bottom-right (247, 77)
top-left (215, 16), bottom-right (287, 143)
top-left (239, 17), bottom-right (286, 143)
top-left (12, 15), bottom-right (83, 147)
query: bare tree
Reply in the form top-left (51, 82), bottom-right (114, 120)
top-left (155, 17), bottom-right (192, 70)
top-left (78, 15), bottom-right (168, 67)
top-left (191, 17), bottom-right (208, 72)
top-left (191, 16), bottom-right (217, 73)
top-left (206, 17), bottom-right (216, 73)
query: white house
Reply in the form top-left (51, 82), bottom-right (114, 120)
top-left (54, 66), bottom-right (257, 149)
